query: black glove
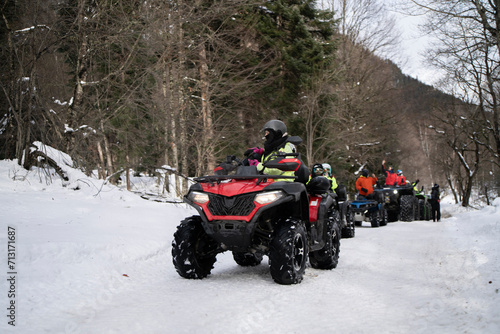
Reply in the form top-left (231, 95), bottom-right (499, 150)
top-left (361, 188), bottom-right (368, 193)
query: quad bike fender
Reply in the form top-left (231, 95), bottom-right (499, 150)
top-left (309, 194), bottom-right (334, 222)
top-left (309, 194), bottom-right (335, 251)
top-left (349, 199), bottom-right (379, 213)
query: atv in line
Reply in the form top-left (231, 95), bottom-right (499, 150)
top-left (373, 184), bottom-right (416, 222)
top-left (347, 194), bottom-right (388, 228)
top-left (415, 186), bottom-right (432, 221)
top-left (171, 153), bottom-right (341, 285)
top-left (335, 184), bottom-right (355, 238)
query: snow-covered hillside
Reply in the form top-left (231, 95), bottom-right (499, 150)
top-left (1, 149), bottom-right (499, 333)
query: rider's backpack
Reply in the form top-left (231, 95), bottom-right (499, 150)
top-left (307, 176), bottom-right (331, 195)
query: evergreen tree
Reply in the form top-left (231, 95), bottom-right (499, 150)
top-left (254, 0), bottom-right (336, 114)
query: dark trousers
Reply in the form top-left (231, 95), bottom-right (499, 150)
top-left (431, 199), bottom-right (441, 222)
top-left (358, 193), bottom-right (375, 200)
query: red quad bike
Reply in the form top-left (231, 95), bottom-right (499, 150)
top-left (172, 151), bottom-right (341, 285)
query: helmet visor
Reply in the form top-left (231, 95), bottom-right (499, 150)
top-left (313, 167), bottom-right (324, 175)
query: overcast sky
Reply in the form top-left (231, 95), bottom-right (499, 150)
top-left (317, 0), bottom-right (443, 87)
top-left (387, 2), bottom-right (445, 87)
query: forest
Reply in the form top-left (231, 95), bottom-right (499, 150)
top-left (1, 0), bottom-right (499, 206)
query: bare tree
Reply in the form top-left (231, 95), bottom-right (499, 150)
top-left (308, 0), bottom-right (403, 186)
top-left (429, 99), bottom-right (489, 206)
top-left (409, 0), bottom-right (500, 164)
top-left (330, 0), bottom-right (401, 58)
top-left (0, 0), bottom-right (66, 167)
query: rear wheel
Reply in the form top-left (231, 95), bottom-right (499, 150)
top-left (172, 216), bottom-right (219, 279)
top-left (418, 199), bottom-right (425, 220)
top-left (387, 210), bottom-right (399, 222)
top-left (341, 206), bottom-right (355, 238)
top-left (379, 204), bottom-right (388, 226)
top-left (232, 252), bottom-right (263, 266)
top-left (269, 219), bottom-right (308, 284)
top-left (370, 209), bottom-right (380, 227)
top-left (310, 217), bottom-right (341, 269)
top-left (414, 198), bottom-right (420, 220)
top-left (425, 202), bottom-right (432, 220)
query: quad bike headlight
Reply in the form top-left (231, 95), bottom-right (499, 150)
top-left (189, 191), bottom-right (210, 204)
top-left (254, 191), bottom-right (285, 205)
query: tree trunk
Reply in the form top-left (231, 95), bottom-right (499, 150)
top-left (126, 151), bottom-right (131, 191)
top-left (199, 46), bottom-right (215, 173)
top-left (462, 176), bottom-right (473, 207)
top-left (446, 175), bottom-right (459, 204)
top-left (66, 0), bottom-right (89, 154)
top-left (97, 141), bottom-right (106, 179)
top-left (100, 121), bottom-right (114, 177)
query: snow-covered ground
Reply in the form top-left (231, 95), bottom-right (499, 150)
top-left (1, 148), bottom-right (499, 333)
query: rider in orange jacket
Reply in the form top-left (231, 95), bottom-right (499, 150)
top-left (356, 169), bottom-right (378, 198)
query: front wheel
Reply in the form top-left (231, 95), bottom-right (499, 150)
top-left (400, 195), bottom-right (415, 222)
top-left (269, 219), bottom-right (308, 285)
top-left (172, 216), bottom-right (219, 279)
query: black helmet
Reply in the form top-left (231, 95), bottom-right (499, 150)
top-left (312, 163), bottom-right (324, 176)
top-left (261, 120), bottom-right (287, 137)
top-left (361, 169), bottom-right (369, 177)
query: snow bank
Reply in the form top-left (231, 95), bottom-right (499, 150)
top-left (0, 157), bottom-right (499, 334)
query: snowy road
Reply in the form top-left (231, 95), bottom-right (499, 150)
top-left (1, 159), bottom-right (499, 333)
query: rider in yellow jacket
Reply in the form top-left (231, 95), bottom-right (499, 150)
top-left (322, 163), bottom-right (338, 193)
top-left (245, 120), bottom-right (298, 181)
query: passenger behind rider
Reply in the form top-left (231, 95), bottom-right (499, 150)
top-left (322, 163), bottom-right (338, 193)
top-left (395, 170), bottom-right (406, 186)
top-left (356, 169), bottom-right (378, 199)
top-left (243, 120), bottom-right (297, 181)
